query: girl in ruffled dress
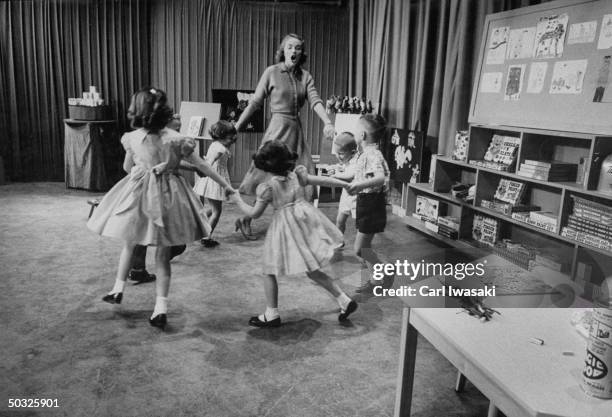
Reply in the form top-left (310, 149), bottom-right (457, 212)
top-left (231, 140), bottom-right (357, 327)
top-left (192, 120), bottom-right (237, 247)
top-left (87, 87), bottom-right (234, 329)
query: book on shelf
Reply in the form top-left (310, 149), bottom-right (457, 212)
top-left (561, 227), bottom-right (612, 252)
top-left (483, 135), bottom-right (505, 162)
top-left (187, 116), bottom-right (206, 137)
top-left (437, 216), bottom-right (460, 231)
top-left (528, 211), bottom-right (558, 227)
top-left (493, 178), bottom-right (525, 205)
top-left (415, 196), bottom-right (439, 222)
top-left (511, 212), bottom-right (557, 232)
top-left (523, 160), bottom-right (577, 169)
top-left (451, 131), bottom-right (469, 162)
top-left (480, 199), bottom-right (540, 216)
top-left (472, 214), bottom-right (500, 246)
top-left (471, 134), bottom-right (521, 172)
top-left (492, 136), bottom-right (521, 167)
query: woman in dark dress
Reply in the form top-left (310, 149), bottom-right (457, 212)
top-left (234, 33), bottom-right (335, 239)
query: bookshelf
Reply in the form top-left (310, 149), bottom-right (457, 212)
top-left (404, 123), bottom-right (612, 299)
top-left (400, 0), bottom-right (612, 299)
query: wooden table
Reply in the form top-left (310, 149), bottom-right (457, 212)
top-left (394, 308), bottom-right (612, 417)
top-left (64, 119), bottom-right (116, 191)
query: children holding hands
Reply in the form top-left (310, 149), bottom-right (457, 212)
top-left (346, 114), bottom-right (393, 294)
top-left (88, 87), bottom-right (236, 329)
top-left (230, 141), bottom-right (357, 327)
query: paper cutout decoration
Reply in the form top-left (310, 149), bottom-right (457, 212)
top-left (533, 13), bottom-right (568, 59)
top-left (451, 131), bottom-right (469, 162)
top-left (504, 64), bottom-right (526, 100)
top-left (597, 15), bottom-right (612, 49)
top-left (387, 128), bottom-right (424, 184)
top-left (526, 62), bottom-right (548, 93)
top-left (593, 55), bottom-right (612, 103)
top-left (507, 27), bottom-right (536, 60)
top-left (480, 72), bottom-right (503, 93)
top-left (550, 60), bottom-right (588, 94)
top-left (568, 21), bottom-right (597, 44)
top-left (486, 26), bottom-right (509, 65)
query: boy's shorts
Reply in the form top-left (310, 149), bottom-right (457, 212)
top-left (355, 192), bottom-right (386, 234)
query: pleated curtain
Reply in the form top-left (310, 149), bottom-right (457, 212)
top-left (348, 0), bottom-right (549, 155)
top-left (0, 0), bottom-right (150, 181)
top-left (148, 0), bottom-right (350, 183)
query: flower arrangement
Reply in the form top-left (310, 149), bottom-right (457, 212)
top-left (325, 95), bottom-right (374, 114)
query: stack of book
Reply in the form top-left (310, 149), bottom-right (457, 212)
top-left (516, 160), bottom-right (578, 182)
top-left (561, 196), bottom-right (612, 252)
top-left (511, 210), bottom-right (558, 232)
top-left (480, 200), bottom-right (541, 216)
top-left (437, 216), bottom-right (460, 240)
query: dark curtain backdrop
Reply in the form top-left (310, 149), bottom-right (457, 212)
top-left (149, 0), bottom-right (349, 183)
top-left (0, 0), bottom-right (150, 181)
top-left (349, 0), bottom-right (549, 156)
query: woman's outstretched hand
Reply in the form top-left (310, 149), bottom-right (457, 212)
top-left (323, 123), bottom-right (336, 140)
top-left (225, 187), bottom-right (238, 199)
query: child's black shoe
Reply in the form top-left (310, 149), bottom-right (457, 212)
top-left (248, 315), bottom-right (281, 328)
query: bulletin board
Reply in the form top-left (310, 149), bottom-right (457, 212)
top-left (469, 0), bottom-right (612, 135)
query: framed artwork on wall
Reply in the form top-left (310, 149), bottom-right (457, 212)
top-left (212, 89), bottom-right (264, 132)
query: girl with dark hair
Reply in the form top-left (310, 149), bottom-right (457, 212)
top-left (192, 120), bottom-right (238, 247)
top-left (230, 141), bottom-right (357, 328)
top-left (88, 87), bottom-right (235, 329)
top-left (233, 33), bottom-right (335, 240)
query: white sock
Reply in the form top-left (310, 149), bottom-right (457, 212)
top-left (110, 279), bottom-right (126, 294)
top-left (151, 296), bottom-right (168, 319)
top-left (259, 306), bottom-right (279, 321)
top-left (336, 293), bottom-right (352, 310)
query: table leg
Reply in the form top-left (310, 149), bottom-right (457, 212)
top-left (394, 308), bottom-right (418, 417)
top-left (487, 402), bottom-right (499, 417)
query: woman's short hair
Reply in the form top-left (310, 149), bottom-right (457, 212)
top-left (253, 140), bottom-right (298, 176)
top-left (274, 33), bottom-right (308, 67)
top-left (127, 87), bottom-right (173, 132)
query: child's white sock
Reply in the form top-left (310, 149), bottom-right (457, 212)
top-left (336, 293), bottom-right (352, 310)
top-left (110, 279), bottom-right (126, 294)
top-left (151, 296), bottom-right (168, 319)
top-left (259, 306), bottom-right (279, 321)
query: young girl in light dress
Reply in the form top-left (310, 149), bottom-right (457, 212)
top-left (87, 87), bottom-right (234, 329)
top-left (192, 120), bottom-right (237, 247)
top-left (231, 140), bottom-right (357, 327)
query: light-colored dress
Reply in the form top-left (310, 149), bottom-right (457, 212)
top-left (258, 165), bottom-right (343, 276)
top-left (239, 63), bottom-right (324, 201)
top-left (193, 141), bottom-right (231, 201)
top-left (87, 128), bottom-right (211, 246)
